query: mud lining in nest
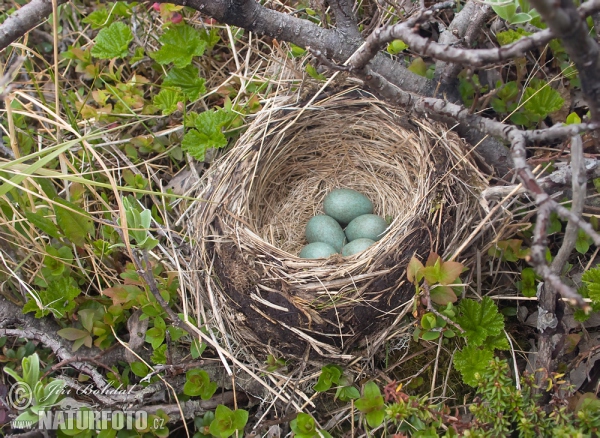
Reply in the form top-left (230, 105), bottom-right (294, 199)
top-left (189, 88), bottom-right (488, 361)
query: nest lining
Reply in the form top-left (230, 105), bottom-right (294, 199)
top-left (189, 89), bottom-right (487, 359)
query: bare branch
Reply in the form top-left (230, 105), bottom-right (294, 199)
top-left (0, 0), bottom-right (67, 52)
top-left (551, 135), bottom-right (586, 273)
top-left (434, 1), bottom-right (493, 85)
top-left (326, 0), bottom-right (361, 41)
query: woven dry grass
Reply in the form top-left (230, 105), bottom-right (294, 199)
top-left (186, 86), bottom-right (488, 361)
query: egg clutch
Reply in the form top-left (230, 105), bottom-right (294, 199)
top-left (299, 188), bottom-right (389, 259)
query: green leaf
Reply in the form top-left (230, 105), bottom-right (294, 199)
top-left (183, 369), bottom-right (217, 399)
top-left (153, 88), bottom-right (183, 115)
top-left (387, 39), bottom-right (408, 55)
top-left (306, 63), bottom-right (326, 81)
top-left (82, 7), bottom-right (111, 29)
top-left (290, 413), bottom-right (317, 437)
top-left (150, 24), bottom-right (207, 68)
top-left (429, 286), bottom-right (458, 305)
top-left (365, 409), bottom-right (385, 429)
top-left (421, 312), bottom-right (437, 330)
top-left (582, 267), bottom-right (600, 304)
top-left (91, 22), bottom-right (133, 59)
top-left (547, 212), bottom-right (562, 234)
top-left (23, 276), bottom-right (81, 318)
top-left (53, 198), bottom-right (94, 247)
top-left (151, 343), bottom-right (167, 365)
top-left (519, 267), bottom-right (537, 297)
top-left (407, 256), bottom-right (424, 283)
top-left (209, 405), bottom-right (248, 438)
top-left (163, 65), bottom-right (206, 101)
top-left (40, 379), bottom-right (65, 407)
top-left (408, 57), bottom-right (427, 77)
top-left (22, 353), bottom-right (41, 389)
top-left (335, 385), bottom-right (360, 402)
top-left (523, 79), bottom-right (565, 120)
top-left (355, 381), bottom-right (384, 428)
top-left (130, 361), bottom-right (149, 377)
top-left (566, 112), bottom-right (582, 125)
top-left (486, 333), bottom-right (510, 351)
top-left (453, 345), bottom-right (494, 387)
top-left (496, 28), bottom-right (531, 46)
top-left (191, 338), bottom-right (207, 359)
top-left (181, 108), bottom-right (235, 160)
top-left (421, 330), bottom-right (441, 341)
top-left (456, 297), bottom-right (504, 347)
top-left (25, 211), bottom-right (62, 239)
top-left (576, 229), bottom-right (592, 254)
top-left (288, 43), bottom-right (306, 58)
top-left (314, 364), bottom-right (342, 392)
top-left (57, 328), bottom-right (89, 341)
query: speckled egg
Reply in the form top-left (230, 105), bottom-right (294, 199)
top-left (299, 242), bottom-right (338, 259)
top-left (305, 215), bottom-right (346, 252)
top-left (345, 214), bottom-right (388, 242)
top-left (323, 189), bottom-right (373, 226)
top-left (341, 238), bottom-right (375, 256)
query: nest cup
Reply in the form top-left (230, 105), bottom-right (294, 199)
top-left (190, 90), bottom-right (487, 360)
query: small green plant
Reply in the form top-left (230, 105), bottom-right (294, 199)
top-left (314, 364), bottom-right (359, 402)
top-left (290, 413), bottom-right (332, 438)
top-left (183, 369), bottom-right (218, 400)
top-left (208, 405), bottom-right (248, 438)
top-left (355, 381), bottom-right (386, 428)
top-left (407, 252), bottom-right (464, 305)
top-left (484, 0), bottom-right (540, 25)
top-left (3, 353), bottom-right (65, 425)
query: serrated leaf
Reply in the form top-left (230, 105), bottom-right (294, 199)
top-left (182, 109), bottom-right (234, 160)
top-left (54, 198), bottom-right (94, 247)
top-left (91, 22), bottom-right (133, 59)
top-left (453, 345), bottom-right (494, 387)
top-left (523, 79), bottom-right (565, 119)
top-left (153, 88), bottom-right (183, 115)
top-left (456, 297), bottom-right (504, 347)
top-left (496, 28), bottom-right (531, 46)
top-left (582, 267), bottom-right (600, 304)
top-left (150, 24), bottom-right (207, 68)
top-left (163, 65), bottom-right (206, 101)
top-left (486, 333), bottom-right (510, 350)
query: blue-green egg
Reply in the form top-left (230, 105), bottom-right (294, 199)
top-left (299, 242), bottom-right (338, 259)
top-left (323, 189), bottom-right (373, 226)
top-left (345, 214), bottom-right (388, 242)
top-left (305, 215), bottom-right (345, 252)
top-left (341, 238), bottom-right (375, 256)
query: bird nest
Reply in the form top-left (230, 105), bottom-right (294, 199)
top-left (188, 89), bottom-right (488, 361)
